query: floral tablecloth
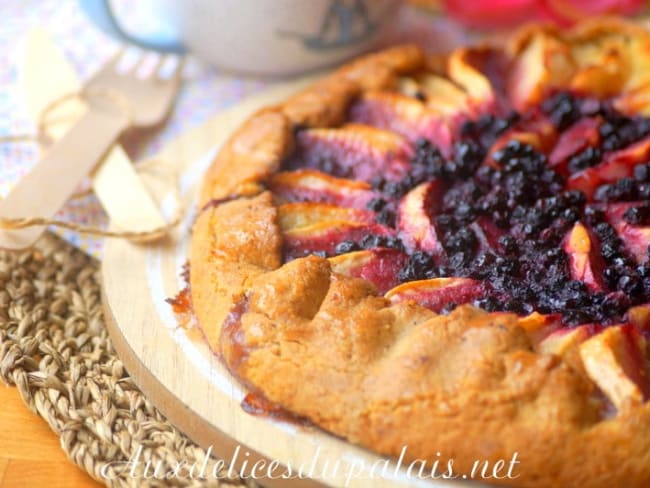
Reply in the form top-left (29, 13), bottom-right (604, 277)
top-left (0, 0), bottom-right (466, 258)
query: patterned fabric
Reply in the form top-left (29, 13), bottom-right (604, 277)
top-left (0, 0), bottom-right (466, 258)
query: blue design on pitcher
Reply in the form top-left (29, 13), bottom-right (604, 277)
top-left (279, 0), bottom-right (377, 50)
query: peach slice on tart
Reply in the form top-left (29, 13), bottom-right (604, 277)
top-left (601, 202), bottom-right (650, 264)
top-left (626, 303), bottom-right (650, 334)
top-left (288, 123), bottom-right (413, 182)
top-left (410, 73), bottom-right (472, 117)
top-left (548, 116), bottom-right (601, 174)
top-left (563, 221), bottom-right (606, 292)
top-left (485, 127), bottom-right (550, 167)
top-left (348, 91), bottom-right (454, 153)
top-left (469, 217), bottom-right (505, 252)
top-left (277, 203), bottom-right (375, 231)
top-left (538, 324), bottom-right (602, 376)
top-left (282, 221), bottom-right (399, 260)
top-left (447, 46), bottom-right (498, 111)
top-left (506, 28), bottom-right (574, 110)
top-left (397, 180), bottom-right (445, 255)
top-left (267, 169), bottom-right (377, 209)
top-left (568, 136), bottom-right (650, 199)
top-left (579, 324), bottom-right (650, 410)
top-left (538, 324), bottom-right (600, 354)
top-left (329, 249), bottom-right (408, 294)
top-left (517, 312), bottom-right (563, 344)
top-left (615, 80), bottom-right (650, 117)
top-left (385, 277), bottom-right (484, 313)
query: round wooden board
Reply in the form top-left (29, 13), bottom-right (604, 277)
top-left (102, 84), bottom-right (476, 488)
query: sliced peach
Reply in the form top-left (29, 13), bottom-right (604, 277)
top-left (603, 202), bottom-right (650, 263)
top-left (579, 325), bottom-right (650, 410)
top-left (385, 277), bottom-right (484, 313)
top-left (568, 136), bottom-right (650, 199)
top-left (349, 92), bottom-right (453, 152)
top-left (329, 249), bottom-right (408, 294)
top-left (507, 31), bottom-right (573, 110)
top-left (397, 181), bottom-right (445, 255)
top-left (267, 170), bottom-right (377, 209)
top-left (538, 324), bottom-right (599, 375)
top-left (415, 74), bottom-right (471, 116)
top-left (626, 303), bottom-right (650, 333)
top-left (570, 52), bottom-right (628, 99)
top-left (447, 47), bottom-right (495, 110)
top-left (470, 217), bottom-right (504, 252)
top-left (563, 222), bottom-right (606, 291)
top-left (518, 312), bottom-right (562, 344)
top-left (277, 203), bottom-right (375, 231)
top-left (615, 80), bottom-right (650, 117)
top-left (548, 117), bottom-right (601, 173)
top-left (282, 222), bottom-right (395, 260)
top-left (486, 117), bottom-right (557, 166)
top-left (539, 324), bottom-right (598, 357)
top-left (292, 123), bottom-right (412, 182)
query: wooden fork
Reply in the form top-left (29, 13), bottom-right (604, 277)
top-left (0, 50), bottom-right (182, 250)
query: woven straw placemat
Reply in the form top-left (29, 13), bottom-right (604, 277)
top-left (0, 233), bottom-right (256, 488)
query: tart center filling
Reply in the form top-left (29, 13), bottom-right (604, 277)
top-left (273, 91), bottom-right (650, 328)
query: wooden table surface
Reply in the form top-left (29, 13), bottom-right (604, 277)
top-left (0, 385), bottom-right (102, 488)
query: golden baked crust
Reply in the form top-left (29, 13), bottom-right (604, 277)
top-left (190, 19), bottom-right (650, 487)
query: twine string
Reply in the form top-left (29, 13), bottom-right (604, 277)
top-left (0, 88), bottom-right (182, 243)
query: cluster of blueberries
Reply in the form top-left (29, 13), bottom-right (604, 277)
top-left (333, 92), bottom-right (650, 324)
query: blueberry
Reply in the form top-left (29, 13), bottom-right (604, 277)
top-left (618, 274), bottom-right (643, 297)
top-left (375, 208), bottom-right (396, 227)
top-left (584, 206), bottom-right (604, 225)
top-left (475, 296), bottom-right (500, 312)
top-left (436, 214), bottom-right (457, 231)
top-left (563, 190), bottom-right (586, 207)
top-left (445, 227), bottom-right (477, 254)
top-left (563, 309), bottom-right (593, 326)
top-left (335, 240), bottom-right (360, 254)
top-left (449, 252), bottom-right (470, 270)
top-left (454, 202), bottom-right (476, 222)
top-left (600, 241), bottom-right (619, 260)
top-left (360, 235), bottom-right (378, 249)
top-left (411, 139), bottom-right (446, 178)
top-left (634, 163), bottom-right (650, 182)
top-left (623, 204), bottom-right (650, 226)
top-left (384, 236), bottom-right (405, 251)
top-left (567, 147), bottom-right (601, 173)
top-left (503, 299), bottom-right (526, 314)
top-left (383, 180), bottom-right (407, 198)
top-left (370, 175), bottom-right (386, 191)
top-left (366, 198), bottom-right (387, 212)
top-left (614, 177), bottom-right (637, 200)
top-left (440, 302), bottom-right (458, 314)
top-left (601, 292), bottom-right (630, 316)
top-left (594, 184), bottom-right (614, 202)
top-left (594, 222), bottom-right (616, 241)
top-left (398, 251), bottom-right (434, 282)
top-left (498, 235), bottom-right (518, 254)
top-left (543, 92), bottom-right (580, 130)
top-left (638, 183), bottom-right (650, 199)
top-left (562, 207), bottom-right (581, 223)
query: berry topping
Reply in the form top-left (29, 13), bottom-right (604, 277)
top-left (276, 89), bottom-right (650, 327)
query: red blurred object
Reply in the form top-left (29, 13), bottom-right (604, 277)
top-left (443, 0), bottom-right (644, 29)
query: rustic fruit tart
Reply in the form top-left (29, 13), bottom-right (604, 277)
top-left (187, 19), bottom-right (650, 487)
